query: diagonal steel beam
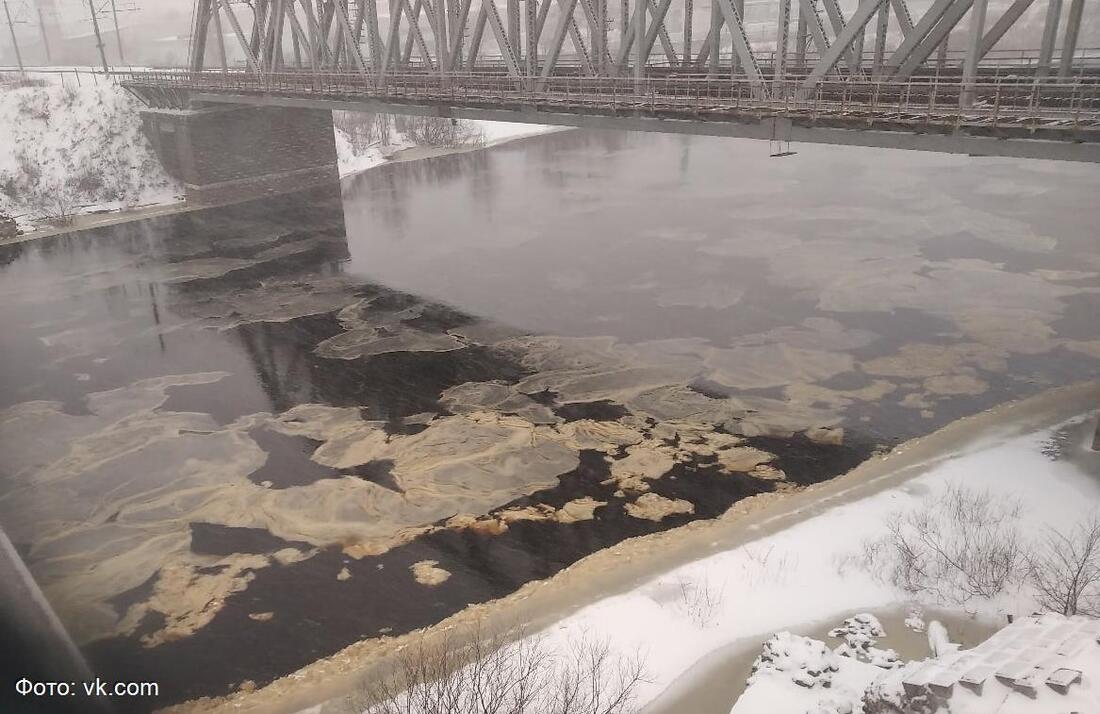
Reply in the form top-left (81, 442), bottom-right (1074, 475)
top-left (890, 0), bottom-right (914, 36)
top-left (645, 0), bottom-right (677, 65)
top-left (713, 0), bottom-right (765, 92)
top-left (466, 4), bottom-right (488, 65)
top-left (801, 0), bottom-right (886, 91)
top-left (640, 0), bottom-right (676, 67)
top-left (483, 0), bottom-right (522, 76)
top-left (884, 0), bottom-right (959, 77)
top-left (978, 0), bottom-right (1033, 58)
top-left (893, 0), bottom-right (976, 80)
top-left (218, 0), bottom-right (263, 72)
top-left (871, 0), bottom-right (889, 77)
top-left (1036, 0), bottom-right (1061, 79)
top-left (797, 0), bottom-right (832, 58)
top-left (821, 0), bottom-right (862, 70)
top-left (541, 0), bottom-right (579, 77)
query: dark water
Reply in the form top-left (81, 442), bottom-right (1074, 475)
top-left (1, 130), bottom-right (1099, 711)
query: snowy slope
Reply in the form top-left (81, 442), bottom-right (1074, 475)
top-left (0, 78), bottom-right (181, 230)
top-left (530, 413), bottom-right (1100, 710)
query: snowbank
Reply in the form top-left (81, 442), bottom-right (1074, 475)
top-left (333, 118), bottom-right (561, 179)
top-left (530, 413), bottom-right (1100, 710)
top-left (0, 78), bottom-right (181, 230)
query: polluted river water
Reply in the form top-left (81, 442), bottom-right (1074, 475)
top-left (0, 129), bottom-right (1099, 712)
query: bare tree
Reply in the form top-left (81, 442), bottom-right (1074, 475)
top-left (1028, 513), bottom-right (1100, 617)
top-left (860, 485), bottom-right (1027, 604)
top-left (344, 624), bottom-right (647, 714)
top-left (395, 116), bottom-right (485, 148)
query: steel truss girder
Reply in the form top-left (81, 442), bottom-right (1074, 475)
top-left (184, 1), bottom-right (1083, 101)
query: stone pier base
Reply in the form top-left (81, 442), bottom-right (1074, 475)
top-left (141, 105), bottom-right (339, 203)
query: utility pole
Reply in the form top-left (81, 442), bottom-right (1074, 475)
top-left (86, 0), bottom-right (108, 71)
top-left (108, 0), bottom-right (124, 64)
top-left (36, 5), bottom-right (49, 63)
top-left (2, 0), bottom-right (24, 72)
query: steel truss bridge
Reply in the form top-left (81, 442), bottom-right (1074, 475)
top-left (121, 0), bottom-right (1100, 161)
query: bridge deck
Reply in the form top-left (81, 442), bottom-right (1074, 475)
top-left (122, 70), bottom-right (1100, 162)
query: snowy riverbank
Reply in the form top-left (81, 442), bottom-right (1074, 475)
top-left (0, 75), bottom-right (181, 232)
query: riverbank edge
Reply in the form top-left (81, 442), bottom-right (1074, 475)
top-left (0, 128), bottom-right (566, 248)
top-left (162, 380), bottom-right (1100, 714)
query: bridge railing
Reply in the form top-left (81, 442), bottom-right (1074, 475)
top-left (117, 69), bottom-right (1100, 131)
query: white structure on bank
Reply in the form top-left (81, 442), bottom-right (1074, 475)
top-left (732, 613), bottom-right (1100, 714)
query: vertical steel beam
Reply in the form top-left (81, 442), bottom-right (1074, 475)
top-left (730, 0), bottom-right (742, 76)
top-left (774, 0), bottom-right (791, 80)
top-left (871, 0), bottom-right (889, 77)
top-left (795, 3), bottom-right (808, 67)
top-left (1036, 0), bottom-right (1061, 79)
top-left (525, 0), bottom-right (537, 77)
top-left (936, 32), bottom-right (948, 70)
top-left (436, 0), bottom-right (450, 72)
top-left (1058, 0), bottom-right (1083, 79)
top-left (708, 0), bottom-right (721, 75)
top-left (621, 0), bottom-right (628, 50)
top-left (960, 0), bottom-right (987, 106)
top-left (633, 0), bottom-right (644, 87)
top-left (682, 0), bottom-right (692, 68)
top-left (508, 0), bottom-right (521, 62)
top-left (212, 0), bottom-right (228, 72)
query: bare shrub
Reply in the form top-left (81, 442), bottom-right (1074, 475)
top-left (1028, 513), bottom-right (1100, 617)
top-left (346, 624), bottom-right (646, 714)
top-left (860, 485), bottom-right (1026, 604)
top-left (676, 576), bottom-right (724, 627)
top-left (334, 111), bottom-right (393, 150)
top-left (395, 115), bottom-right (485, 147)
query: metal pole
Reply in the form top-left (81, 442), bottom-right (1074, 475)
top-left (1058, 0), bottom-right (1083, 80)
top-left (961, 0), bottom-right (988, 107)
top-left (633, 0), bottom-right (644, 88)
top-left (87, 0), bottom-right (109, 72)
top-left (1036, 0), bottom-right (1061, 79)
top-left (37, 6), bottom-right (51, 64)
top-left (109, 0), bottom-right (126, 64)
top-left (2, 0), bottom-right (23, 72)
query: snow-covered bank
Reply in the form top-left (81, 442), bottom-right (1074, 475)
top-left (526, 412), bottom-right (1100, 712)
top-left (334, 117), bottom-right (562, 178)
top-left (0, 77), bottom-right (181, 231)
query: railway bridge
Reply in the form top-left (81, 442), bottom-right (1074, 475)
top-left (121, 0), bottom-right (1100, 199)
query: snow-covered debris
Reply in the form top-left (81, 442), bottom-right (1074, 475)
top-left (749, 632), bottom-right (840, 689)
top-left (0, 79), bottom-right (180, 230)
top-left (734, 631), bottom-right (881, 714)
top-left (828, 613), bottom-right (902, 669)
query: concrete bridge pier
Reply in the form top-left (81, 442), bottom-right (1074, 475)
top-left (141, 104), bottom-right (339, 204)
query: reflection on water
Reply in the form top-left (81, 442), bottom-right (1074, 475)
top-left (0, 132), bottom-right (1099, 710)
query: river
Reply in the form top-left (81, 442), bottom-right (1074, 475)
top-left (1, 129), bottom-right (1098, 711)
